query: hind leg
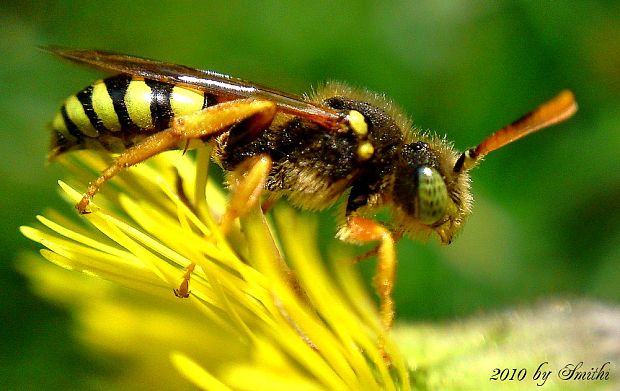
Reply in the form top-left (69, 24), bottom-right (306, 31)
top-left (76, 98), bottom-right (276, 213)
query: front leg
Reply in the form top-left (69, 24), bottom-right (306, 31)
top-left (338, 215), bottom-right (397, 357)
top-left (341, 181), bottom-right (397, 331)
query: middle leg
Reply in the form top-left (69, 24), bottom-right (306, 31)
top-left (175, 154), bottom-right (273, 298)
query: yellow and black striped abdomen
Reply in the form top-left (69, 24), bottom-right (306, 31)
top-left (50, 75), bottom-right (216, 159)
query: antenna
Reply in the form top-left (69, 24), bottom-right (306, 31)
top-left (454, 90), bottom-right (578, 173)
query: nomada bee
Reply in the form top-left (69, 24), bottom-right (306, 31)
top-left (47, 47), bottom-right (578, 346)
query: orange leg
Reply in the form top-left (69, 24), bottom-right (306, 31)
top-left (76, 98), bottom-right (276, 213)
top-left (73, 99), bottom-right (277, 299)
top-left (175, 154), bottom-right (273, 298)
top-left (219, 155), bottom-right (272, 234)
top-left (174, 262), bottom-right (196, 298)
top-left (340, 216), bottom-right (397, 358)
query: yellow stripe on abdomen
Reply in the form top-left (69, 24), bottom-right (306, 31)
top-left (91, 80), bottom-right (121, 131)
top-left (51, 111), bottom-right (69, 135)
top-left (170, 86), bottom-right (204, 117)
top-left (124, 80), bottom-right (154, 130)
top-left (64, 95), bottom-right (99, 137)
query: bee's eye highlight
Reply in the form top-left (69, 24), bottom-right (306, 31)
top-left (416, 167), bottom-right (448, 225)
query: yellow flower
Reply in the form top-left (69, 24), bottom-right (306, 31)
top-left (20, 149), bottom-right (410, 390)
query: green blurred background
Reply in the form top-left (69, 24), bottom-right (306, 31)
top-left (1, 1), bottom-right (618, 389)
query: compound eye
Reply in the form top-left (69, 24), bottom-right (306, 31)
top-left (416, 166), bottom-right (448, 225)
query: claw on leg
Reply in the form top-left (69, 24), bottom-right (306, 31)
top-left (174, 262), bottom-right (196, 298)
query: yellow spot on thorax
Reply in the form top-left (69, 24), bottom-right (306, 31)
top-left (347, 110), bottom-right (368, 136)
top-left (357, 142), bottom-right (374, 160)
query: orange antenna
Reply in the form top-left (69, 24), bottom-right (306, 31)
top-left (454, 90), bottom-right (578, 173)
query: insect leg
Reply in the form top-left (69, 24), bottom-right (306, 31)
top-left (173, 102), bottom-right (275, 298)
top-left (75, 99), bottom-right (277, 213)
top-left (175, 155), bottom-right (273, 298)
top-left (339, 216), bottom-right (396, 357)
top-left (220, 155), bottom-right (272, 233)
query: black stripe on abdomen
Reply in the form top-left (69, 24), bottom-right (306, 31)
top-left (104, 75), bottom-right (136, 131)
top-left (146, 79), bottom-right (174, 130)
top-left (75, 85), bottom-right (110, 134)
top-left (60, 105), bottom-right (85, 142)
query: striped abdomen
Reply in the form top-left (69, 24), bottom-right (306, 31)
top-left (50, 75), bottom-right (216, 159)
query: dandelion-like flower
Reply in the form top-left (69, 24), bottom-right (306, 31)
top-left (21, 149), bottom-right (618, 391)
top-left (21, 149), bottom-right (411, 390)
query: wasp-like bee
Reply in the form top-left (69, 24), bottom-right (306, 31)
top-left (47, 47), bottom-right (577, 340)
